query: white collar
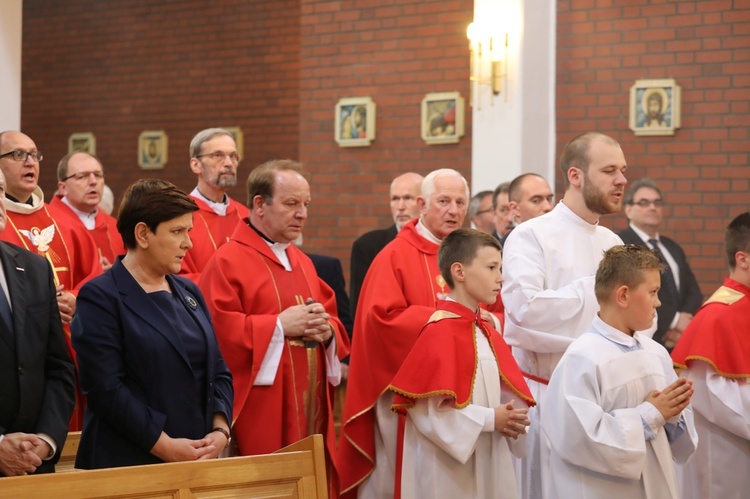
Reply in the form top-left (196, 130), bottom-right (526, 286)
top-left (190, 187), bottom-right (229, 216)
top-left (591, 314), bottom-right (640, 348)
top-left (415, 219), bottom-right (442, 244)
top-left (629, 223), bottom-right (660, 244)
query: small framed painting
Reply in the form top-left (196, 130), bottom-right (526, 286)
top-left (138, 130), bottom-right (168, 170)
top-left (421, 91), bottom-right (465, 145)
top-left (335, 97), bottom-right (376, 147)
top-left (68, 132), bottom-right (96, 155)
top-left (629, 79), bottom-right (681, 136)
top-left (224, 126), bottom-right (244, 161)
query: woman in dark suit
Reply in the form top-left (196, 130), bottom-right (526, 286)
top-left (71, 179), bottom-right (233, 469)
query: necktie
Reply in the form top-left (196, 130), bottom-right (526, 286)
top-left (0, 286), bottom-right (13, 335)
top-left (648, 239), bottom-right (678, 296)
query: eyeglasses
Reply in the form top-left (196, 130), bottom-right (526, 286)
top-left (196, 151), bottom-right (241, 164)
top-left (61, 171), bottom-right (104, 182)
top-left (631, 198), bottom-right (664, 208)
top-left (0, 150), bottom-right (43, 163)
top-left (475, 208), bottom-right (494, 216)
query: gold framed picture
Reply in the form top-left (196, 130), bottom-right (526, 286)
top-left (68, 132), bottom-right (96, 155)
top-left (421, 92), bottom-right (465, 145)
top-left (138, 130), bottom-right (168, 170)
top-left (223, 126), bottom-right (244, 161)
top-left (335, 97), bottom-right (376, 147)
top-left (629, 79), bottom-right (681, 136)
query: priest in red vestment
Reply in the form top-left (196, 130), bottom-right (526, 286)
top-left (0, 131), bottom-right (102, 431)
top-left (339, 169), bottom-right (505, 498)
top-left (180, 128), bottom-right (249, 283)
top-left (48, 151), bottom-right (125, 271)
top-left (200, 159), bottom-right (349, 496)
top-left (671, 211), bottom-right (750, 499)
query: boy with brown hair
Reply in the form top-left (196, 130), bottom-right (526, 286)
top-left (388, 228), bottom-right (534, 498)
top-left (542, 245), bottom-right (698, 498)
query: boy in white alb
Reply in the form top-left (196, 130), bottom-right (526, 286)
top-left (542, 245), bottom-right (698, 498)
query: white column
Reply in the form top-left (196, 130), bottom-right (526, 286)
top-left (470, 0), bottom-right (556, 194)
top-left (0, 0), bottom-right (23, 132)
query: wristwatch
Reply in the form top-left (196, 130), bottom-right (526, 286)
top-left (213, 427), bottom-right (231, 448)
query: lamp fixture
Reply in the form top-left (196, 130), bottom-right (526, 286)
top-left (467, 22), bottom-right (508, 107)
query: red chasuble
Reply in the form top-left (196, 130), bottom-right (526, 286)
top-left (180, 196), bottom-right (249, 283)
top-left (48, 196), bottom-right (125, 266)
top-left (672, 278), bottom-right (750, 378)
top-left (199, 222), bottom-right (349, 493)
top-left (2, 199), bottom-right (102, 430)
top-left (338, 220), bottom-right (505, 495)
top-left (389, 300), bottom-right (535, 412)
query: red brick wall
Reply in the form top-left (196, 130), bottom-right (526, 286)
top-left (21, 0), bottom-right (301, 208)
top-left (298, 0), bottom-right (474, 261)
top-left (557, 0), bottom-right (749, 295)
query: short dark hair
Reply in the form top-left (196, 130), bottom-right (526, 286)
top-left (492, 182), bottom-right (511, 210)
top-left (246, 159), bottom-right (303, 207)
top-left (595, 245), bottom-right (664, 302)
top-left (726, 211), bottom-right (750, 270)
top-left (508, 173), bottom-right (544, 203)
top-left (624, 177), bottom-right (663, 206)
top-left (559, 132), bottom-right (620, 188)
top-left (117, 179), bottom-right (198, 249)
top-left (438, 228), bottom-right (502, 289)
top-left (468, 190), bottom-right (493, 219)
top-left (56, 151), bottom-right (103, 181)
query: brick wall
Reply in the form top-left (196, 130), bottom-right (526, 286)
top-left (298, 0), bottom-right (474, 261)
top-left (21, 0), bottom-right (301, 208)
top-left (557, 0), bottom-right (749, 295)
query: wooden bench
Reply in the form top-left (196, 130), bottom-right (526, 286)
top-left (2, 434), bottom-right (328, 498)
top-left (57, 431), bottom-right (81, 473)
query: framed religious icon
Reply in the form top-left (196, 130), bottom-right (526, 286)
top-left (421, 92), bottom-right (465, 145)
top-left (138, 130), bottom-right (168, 169)
top-left (335, 97), bottom-right (376, 147)
top-left (223, 126), bottom-right (244, 161)
top-left (68, 132), bottom-right (96, 155)
top-left (629, 79), bottom-right (681, 136)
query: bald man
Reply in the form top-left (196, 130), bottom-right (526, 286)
top-left (349, 172), bottom-right (423, 321)
top-left (508, 173), bottom-right (555, 225)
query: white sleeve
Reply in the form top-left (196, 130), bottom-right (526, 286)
top-left (324, 335), bottom-right (341, 386)
top-left (408, 396), bottom-right (495, 465)
top-left (252, 318), bottom-right (285, 386)
top-left (685, 361), bottom-right (750, 439)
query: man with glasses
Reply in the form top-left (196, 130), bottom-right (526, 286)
top-left (468, 190), bottom-right (495, 234)
top-left (491, 181), bottom-right (514, 246)
top-left (179, 128), bottom-right (249, 283)
top-left (48, 152), bottom-right (124, 271)
top-left (0, 131), bottom-right (101, 431)
top-left (619, 177), bottom-right (702, 349)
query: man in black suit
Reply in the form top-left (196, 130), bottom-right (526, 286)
top-left (308, 253), bottom-right (353, 339)
top-left (491, 181), bottom-right (514, 246)
top-left (350, 172), bottom-right (423, 320)
top-left (618, 178), bottom-right (703, 349)
top-left (0, 170), bottom-right (76, 476)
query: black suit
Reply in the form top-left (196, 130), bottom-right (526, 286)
top-left (350, 224), bottom-right (398, 321)
top-left (0, 241), bottom-right (75, 475)
top-left (618, 226), bottom-right (703, 344)
top-left (308, 253), bottom-right (353, 338)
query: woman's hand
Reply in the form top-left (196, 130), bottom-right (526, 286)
top-left (150, 432), bottom-right (216, 462)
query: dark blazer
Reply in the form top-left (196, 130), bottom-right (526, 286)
top-left (71, 259), bottom-right (233, 469)
top-left (308, 253), bottom-right (353, 338)
top-left (350, 224), bottom-right (398, 321)
top-left (618, 226), bottom-right (703, 343)
top-left (0, 241), bottom-right (75, 475)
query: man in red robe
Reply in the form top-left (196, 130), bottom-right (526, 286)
top-left (48, 151), bottom-right (125, 271)
top-left (0, 131), bottom-right (102, 430)
top-left (200, 159), bottom-right (349, 495)
top-left (180, 128), bottom-right (249, 283)
top-left (339, 169), bottom-right (505, 498)
top-left (671, 211), bottom-right (750, 498)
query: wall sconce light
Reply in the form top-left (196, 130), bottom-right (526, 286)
top-left (467, 22), bottom-right (508, 107)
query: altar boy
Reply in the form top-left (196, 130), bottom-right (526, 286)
top-left (389, 229), bottom-right (534, 499)
top-left (542, 245), bottom-right (698, 498)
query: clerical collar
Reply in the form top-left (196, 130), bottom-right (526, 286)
top-left (6, 193), bottom-right (33, 206)
top-left (61, 196), bottom-right (98, 230)
top-left (190, 187), bottom-right (228, 216)
top-left (629, 223), bottom-right (660, 245)
top-left (415, 219), bottom-right (442, 244)
top-left (247, 221), bottom-right (292, 270)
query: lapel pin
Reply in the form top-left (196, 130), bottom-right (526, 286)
top-left (185, 296), bottom-right (198, 310)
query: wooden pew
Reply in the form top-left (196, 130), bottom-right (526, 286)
top-left (57, 431), bottom-right (81, 473)
top-left (1, 434), bottom-right (328, 498)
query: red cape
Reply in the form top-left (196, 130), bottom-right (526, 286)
top-left (671, 278), bottom-right (750, 378)
top-left (390, 300), bottom-right (534, 412)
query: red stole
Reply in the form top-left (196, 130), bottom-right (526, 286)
top-left (672, 278), bottom-right (750, 378)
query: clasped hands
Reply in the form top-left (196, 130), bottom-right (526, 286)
top-left (645, 377), bottom-right (694, 421)
top-left (278, 299), bottom-right (333, 344)
top-left (0, 433), bottom-right (51, 476)
top-left (494, 400), bottom-right (531, 440)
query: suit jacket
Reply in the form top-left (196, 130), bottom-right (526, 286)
top-left (71, 258), bottom-right (233, 469)
top-left (0, 241), bottom-right (75, 475)
top-left (308, 253), bottom-right (353, 338)
top-left (618, 226), bottom-right (703, 343)
top-left (350, 224), bottom-right (398, 320)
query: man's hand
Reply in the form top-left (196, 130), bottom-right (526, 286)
top-left (494, 400), bottom-right (530, 440)
top-left (99, 255), bottom-right (113, 271)
top-left (278, 300), bottom-right (331, 340)
top-left (645, 377), bottom-right (694, 421)
top-left (150, 433), bottom-right (215, 463)
top-left (55, 286), bottom-right (76, 324)
top-left (674, 312), bottom-right (693, 332)
top-left (0, 433), bottom-right (44, 476)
